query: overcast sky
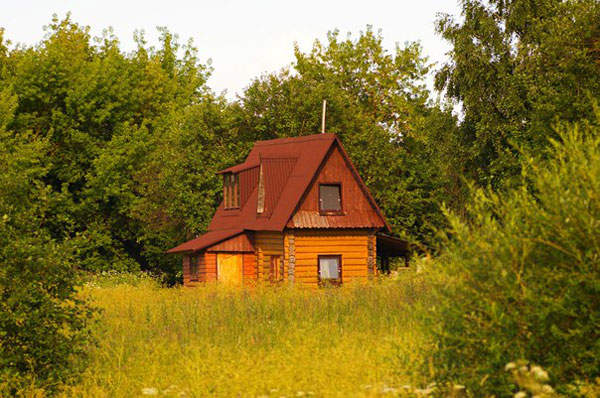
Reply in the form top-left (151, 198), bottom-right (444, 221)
top-left (1, 0), bottom-right (461, 100)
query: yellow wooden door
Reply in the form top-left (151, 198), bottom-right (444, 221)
top-left (217, 253), bottom-right (243, 286)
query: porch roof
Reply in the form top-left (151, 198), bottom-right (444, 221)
top-left (166, 228), bottom-right (244, 254)
top-left (376, 233), bottom-right (411, 259)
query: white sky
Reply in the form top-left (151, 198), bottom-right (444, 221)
top-left (0, 0), bottom-right (461, 100)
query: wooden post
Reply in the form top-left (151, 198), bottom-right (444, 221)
top-left (367, 230), bottom-right (375, 278)
top-left (288, 230), bottom-right (295, 283)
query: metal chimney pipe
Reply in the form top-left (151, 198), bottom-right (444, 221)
top-left (321, 99), bottom-right (327, 134)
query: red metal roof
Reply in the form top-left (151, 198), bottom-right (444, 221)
top-left (288, 210), bottom-right (385, 229)
top-left (167, 133), bottom-right (391, 253)
top-left (216, 162), bottom-right (259, 175)
top-left (239, 166), bottom-right (260, 208)
top-left (260, 156), bottom-right (297, 218)
top-left (207, 134), bottom-right (338, 232)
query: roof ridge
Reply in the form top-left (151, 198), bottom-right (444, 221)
top-left (254, 133), bottom-right (336, 147)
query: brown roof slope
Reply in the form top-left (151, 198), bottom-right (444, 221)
top-left (168, 133), bottom-right (391, 253)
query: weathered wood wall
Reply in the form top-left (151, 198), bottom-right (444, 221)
top-left (285, 229), bottom-right (372, 287)
top-left (183, 252), bottom-right (217, 286)
top-left (206, 232), bottom-right (254, 252)
top-left (183, 254), bottom-right (191, 285)
top-left (284, 232), bottom-right (294, 282)
top-left (182, 229), bottom-right (376, 287)
top-left (183, 251), bottom-right (258, 286)
top-left (242, 253), bottom-right (257, 282)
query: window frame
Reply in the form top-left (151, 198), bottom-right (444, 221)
top-left (269, 255), bottom-right (283, 283)
top-left (318, 183), bottom-right (343, 215)
top-left (317, 255), bottom-right (342, 286)
top-left (224, 173), bottom-right (240, 210)
top-left (189, 254), bottom-right (199, 281)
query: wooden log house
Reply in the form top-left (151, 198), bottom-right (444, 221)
top-left (167, 133), bottom-right (408, 287)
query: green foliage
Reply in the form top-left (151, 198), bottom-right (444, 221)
top-left (0, 14), bottom-right (216, 278)
top-left (0, 87), bottom-right (95, 395)
top-left (131, 97), bottom-right (241, 280)
top-left (2, 10), bottom-right (600, 394)
top-left (436, 0), bottom-right (600, 187)
top-left (424, 121), bottom-right (600, 396)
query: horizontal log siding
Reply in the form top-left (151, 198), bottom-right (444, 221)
top-left (183, 252), bottom-right (217, 286)
top-left (242, 253), bottom-right (257, 283)
top-left (254, 231), bottom-right (284, 282)
top-left (290, 229), bottom-right (370, 287)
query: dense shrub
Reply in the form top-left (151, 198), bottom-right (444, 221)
top-left (424, 121), bottom-right (600, 396)
top-left (0, 88), bottom-right (95, 395)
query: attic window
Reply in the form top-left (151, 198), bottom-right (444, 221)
top-left (319, 184), bottom-right (342, 213)
top-left (224, 173), bottom-right (240, 209)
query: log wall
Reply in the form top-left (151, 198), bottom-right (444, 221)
top-left (285, 229), bottom-right (371, 287)
top-left (183, 252), bottom-right (217, 286)
top-left (254, 231), bottom-right (285, 282)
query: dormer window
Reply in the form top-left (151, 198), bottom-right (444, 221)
top-left (319, 183), bottom-right (342, 213)
top-left (224, 173), bottom-right (240, 209)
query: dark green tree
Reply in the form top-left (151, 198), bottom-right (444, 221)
top-left (0, 86), bottom-right (94, 395)
top-left (130, 95), bottom-right (241, 279)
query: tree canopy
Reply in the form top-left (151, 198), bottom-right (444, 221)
top-left (435, 0), bottom-right (600, 187)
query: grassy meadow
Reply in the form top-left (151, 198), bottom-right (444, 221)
top-left (60, 274), bottom-right (430, 398)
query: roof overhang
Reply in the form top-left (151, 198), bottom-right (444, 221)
top-left (376, 233), bottom-right (411, 258)
top-left (216, 162), bottom-right (259, 175)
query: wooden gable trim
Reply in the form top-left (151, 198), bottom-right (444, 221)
top-left (206, 231), bottom-right (255, 252)
top-left (332, 137), bottom-right (391, 232)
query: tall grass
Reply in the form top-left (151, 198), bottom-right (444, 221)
top-left (58, 274), bottom-right (429, 398)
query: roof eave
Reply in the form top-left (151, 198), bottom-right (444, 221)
top-left (166, 229), bottom-right (246, 254)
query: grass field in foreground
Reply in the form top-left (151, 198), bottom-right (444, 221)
top-left (62, 275), bottom-right (429, 398)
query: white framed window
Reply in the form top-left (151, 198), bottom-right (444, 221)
top-left (318, 255), bottom-right (342, 285)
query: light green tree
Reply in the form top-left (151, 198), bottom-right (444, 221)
top-left (424, 117), bottom-right (600, 396)
top-left (435, 0), bottom-right (600, 187)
